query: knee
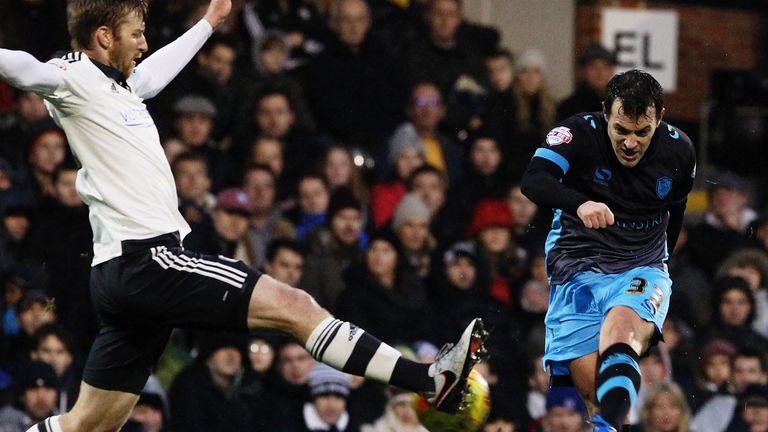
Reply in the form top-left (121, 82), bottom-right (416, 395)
top-left (603, 306), bottom-right (652, 348)
top-left (274, 283), bottom-right (328, 327)
top-left (285, 285), bottom-right (323, 315)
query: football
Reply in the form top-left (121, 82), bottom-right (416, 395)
top-left (412, 369), bottom-right (492, 432)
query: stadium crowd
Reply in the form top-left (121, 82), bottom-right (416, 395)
top-left (1, 0), bottom-right (768, 431)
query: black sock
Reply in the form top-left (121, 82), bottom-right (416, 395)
top-left (596, 343), bottom-right (641, 428)
top-left (306, 318), bottom-right (434, 392)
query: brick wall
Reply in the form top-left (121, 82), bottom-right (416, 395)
top-left (576, 1), bottom-right (765, 122)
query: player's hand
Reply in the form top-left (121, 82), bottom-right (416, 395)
top-left (576, 201), bottom-right (614, 229)
top-left (203, 0), bottom-right (232, 29)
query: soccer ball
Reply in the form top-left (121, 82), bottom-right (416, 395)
top-left (412, 369), bottom-right (492, 432)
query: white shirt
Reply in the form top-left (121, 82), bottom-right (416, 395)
top-left (0, 20), bottom-right (214, 264)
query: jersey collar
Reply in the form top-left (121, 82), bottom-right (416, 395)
top-left (89, 58), bottom-right (131, 90)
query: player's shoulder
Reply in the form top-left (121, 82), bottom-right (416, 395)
top-left (657, 120), bottom-right (695, 156)
top-left (58, 52), bottom-right (85, 63)
top-left (544, 111), bottom-right (602, 147)
top-left (46, 51), bottom-right (90, 73)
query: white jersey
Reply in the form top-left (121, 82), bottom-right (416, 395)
top-left (0, 20), bottom-right (214, 265)
top-left (44, 53), bottom-right (191, 265)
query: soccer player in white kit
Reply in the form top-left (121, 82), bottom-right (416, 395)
top-left (0, 1), bottom-right (487, 431)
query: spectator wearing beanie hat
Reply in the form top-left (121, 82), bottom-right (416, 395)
top-left (371, 123), bottom-right (426, 229)
top-left (428, 240), bottom-right (500, 344)
top-left (301, 187), bottom-right (367, 311)
top-left (511, 48), bottom-right (556, 167)
top-left (468, 200), bottom-right (526, 307)
top-left (689, 338), bottom-right (737, 413)
top-left (0, 361), bottom-right (59, 429)
top-left (274, 363), bottom-right (359, 431)
top-left (530, 386), bottom-right (587, 432)
top-left (392, 193), bottom-right (435, 279)
top-left (557, 42), bottom-right (617, 121)
top-left (171, 94), bottom-right (239, 190)
top-left (200, 187), bottom-right (253, 257)
top-left (467, 199), bottom-right (514, 240)
top-left (360, 391), bottom-right (428, 432)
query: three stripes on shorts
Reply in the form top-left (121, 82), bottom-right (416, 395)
top-left (150, 246), bottom-right (246, 289)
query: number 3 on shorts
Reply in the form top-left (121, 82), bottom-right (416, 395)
top-left (626, 277), bottom-right (647, 294)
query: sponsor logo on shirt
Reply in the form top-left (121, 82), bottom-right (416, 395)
top-left (546, 126), bottom-right (572, 146)
top-left (614, 214), bottom-right (664, 231)
top-left (667, 124), bottom-right (680, 139)
top-left (120, 108), bottom-right (154, 127)
top-left (593, 167), bottom-right (613, 187)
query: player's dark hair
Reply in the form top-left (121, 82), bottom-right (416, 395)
top-left (68, 0), bottom-right (148, 51)
top-left (604, 69), bottom-right (664, 119)
top-left (266, 238), bottom-right (305, 263)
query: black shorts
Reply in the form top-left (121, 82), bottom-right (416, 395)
top-left (83, 232), bottom-right (261, 394)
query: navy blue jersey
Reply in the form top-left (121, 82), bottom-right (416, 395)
top-left (527, 112), bottom-right (696, 285)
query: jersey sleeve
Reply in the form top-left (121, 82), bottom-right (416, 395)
top-left (669, 125), bottom-right (697, 204)
top-left (0, 49), bottom-right (65, 95)
top-left (128, 19), bottom-right (213, 100)
top-left (530, 114), bottom-right (595, 177)
top-left (521, 115), bottom-right (597, 213)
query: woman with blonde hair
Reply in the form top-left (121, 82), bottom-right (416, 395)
top-left (639, 382), bottom-right (691, 432)
top-left (508, 48), bottom-right (556, 179)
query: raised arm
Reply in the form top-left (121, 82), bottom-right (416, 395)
top-left (0, 49), bottom-right (64, 94)
top-left (521, 151), bottom-right (615, 229)
top-left (128, 0), bottom-right (231, 99)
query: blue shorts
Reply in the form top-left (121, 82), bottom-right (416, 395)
top-left (543, 266), bottom-right (671, 371)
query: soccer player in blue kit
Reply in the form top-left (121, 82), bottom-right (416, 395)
top-left (521, 70), bottom-right (696, 431)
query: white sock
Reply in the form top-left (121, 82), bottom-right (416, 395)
top-left (26, 415), bottom-right (63, 432)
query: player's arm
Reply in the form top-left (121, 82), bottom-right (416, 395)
top-left (521, 151), bottom-right (614, 229)
top-left (667, 145), bottom-right (696, 253)
top-left (0, 49), bottom-right (64, 94)
top-left (128, 0), bottom-right (231, 100)
top-left (667, 200), bottom-right (686, 253)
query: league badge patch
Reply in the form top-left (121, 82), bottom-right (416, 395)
top-left (546, 127), bottom-right (572, 146)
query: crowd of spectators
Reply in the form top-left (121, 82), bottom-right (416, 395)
top-left (1, 0), bottom-right (768, 431)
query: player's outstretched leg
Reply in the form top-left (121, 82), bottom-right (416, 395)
top-left (248, 275), bottom-right (489, 413)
